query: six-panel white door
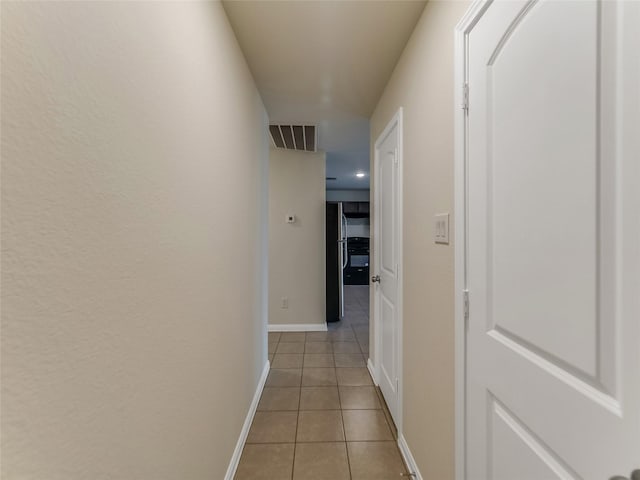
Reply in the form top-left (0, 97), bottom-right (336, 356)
top-left (466, 1), bottom-right (640, 479)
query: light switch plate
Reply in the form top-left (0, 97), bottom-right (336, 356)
top-left (434, 213), bottom-right (450, 244)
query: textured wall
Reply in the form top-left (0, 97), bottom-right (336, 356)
top-left (1, 2), bottom-right (268, 479)
top-left (268, 149), bottom-right (326, 327)
top-left (370, 1), bottom-right (470, 478)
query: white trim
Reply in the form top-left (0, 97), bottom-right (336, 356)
top-left (372, 106), bottom-right (404, 437)
top-left (398, 434), bottom-right (423, 480)
top-left (367, 357), bottom-right (378, 385)
top-left (224, 360), bottom-right (270, 480)
top-left (267, 323), bottom-right (328, 332)
top-left (453, 3), bottom-right (491, 480)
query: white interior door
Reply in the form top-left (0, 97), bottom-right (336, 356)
top-left (466, 1), bottom-right (640, 479)
top-left (374, 111), bottom-right (401, 426)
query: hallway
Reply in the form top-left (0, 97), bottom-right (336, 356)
top-left (2, 2), bottom-right (461, 478)
top-left (5, 1), bottom-right (638, 479)
top-left (235, 286), bottom-right (407, 479)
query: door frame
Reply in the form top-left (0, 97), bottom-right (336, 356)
top-left (372, 107), bottom-right (404, 435)
top-left (453, 2), bottom-right (491, 480)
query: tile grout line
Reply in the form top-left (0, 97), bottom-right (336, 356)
top-left (257, 407), bottom-right (383, 412)
top-left (347, 317), bottom-right (366, 479)
top-left (337, 360), bottom-right (353, 480)
top-left (245, 439), bottom-right (400, 445)
top-left (290, 333), bottom-right (303, 480)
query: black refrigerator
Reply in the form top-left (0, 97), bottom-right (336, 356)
top-left (326, 202), bottom-right (347, 322)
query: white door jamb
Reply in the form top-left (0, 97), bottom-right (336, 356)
top-left (453, 2), bottom-right (491, 480)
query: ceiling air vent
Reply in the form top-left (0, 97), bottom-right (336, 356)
top-left (269, 125), bottom-right (317, 152)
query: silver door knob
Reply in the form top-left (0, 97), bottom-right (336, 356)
top-left (371, 275), bottom-right (380, 283)
top-left (610, 471), bottom-right (640, 480)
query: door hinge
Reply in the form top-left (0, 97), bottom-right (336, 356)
top-left (463, 289), bottom-right (470, 328)
top-left (462, 83), bottom-right (469, 113)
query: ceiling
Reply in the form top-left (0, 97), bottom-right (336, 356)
top-left (222, 0), bottom-right (426, 190)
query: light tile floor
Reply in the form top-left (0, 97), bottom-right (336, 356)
top-left (235, 286), bottom-right (409, 480)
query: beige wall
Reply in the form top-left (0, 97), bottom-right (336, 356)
top-left (1, 2), bottom-right (269, 479)
top-left (370, 1), bottom-right (470, 478)
top-left (269, 149), bottom-right (326, 327)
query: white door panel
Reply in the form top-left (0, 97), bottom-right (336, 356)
top-left (490, 398), bottom-right (576, 480)
top-left (466, 1), bottom-right (640, 479)
top-left (380, 295), bottom-right (396, 395)
top-left (380, 154), bottom-right (396, 275)
top-left (487, 0), bottom-right (598, 377)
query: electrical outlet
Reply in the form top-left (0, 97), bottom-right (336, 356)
top-left (281, 297), bottom-right (289, 309)
top-left (434, 213), bottom-right (450, 245)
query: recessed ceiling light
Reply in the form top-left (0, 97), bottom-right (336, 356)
top-left (356, 172), bottom-right (365, 178)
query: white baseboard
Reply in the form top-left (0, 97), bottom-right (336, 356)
top-left (367, 357), bottom-right (377, 385)
top-left (268, 323), bottom-right (327, 332)
top-left (398, 434), bottom-right (423, 480)
top-left (224, 359), bottom-right (270, 480)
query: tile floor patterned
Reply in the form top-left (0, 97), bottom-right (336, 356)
top-left (235, 286), bottom-right (409, 480)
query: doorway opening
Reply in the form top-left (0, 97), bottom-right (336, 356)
top-left (325, 201), bottom-right (371, 359)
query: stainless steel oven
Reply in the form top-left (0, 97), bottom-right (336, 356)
top-left (344, 237), bottom-right (369, 285)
